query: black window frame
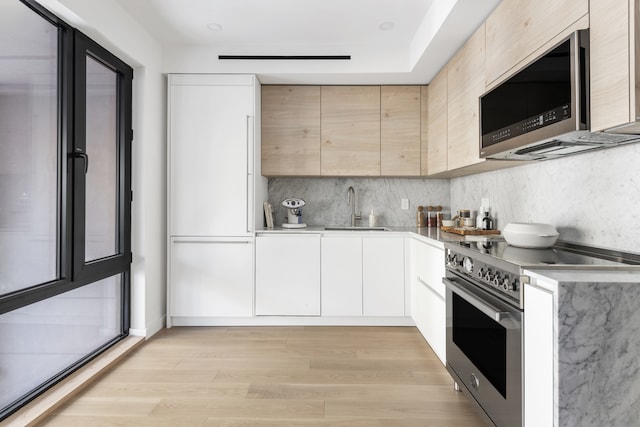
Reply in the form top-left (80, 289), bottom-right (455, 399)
top-left (0, 0), bottom-right (133, 420)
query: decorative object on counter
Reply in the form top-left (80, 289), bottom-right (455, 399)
top-left (481, 211), bottom-right (494, 230)
top-left (416, 206), bottom-right (425, 227)
top-left (369, 209), bottom-right (378, 227)
top-left (441, 219), bottom-right (457, 227)
top-left (263, 202), bottom-right (274, 228)
top-left (457, 209), bottom-right (471, 227)
top-left (426, 206), bottom-right (439, 228)
top-left (441, 226), bottom-right (500, 236)
top-left (281, 197), bottom-right (307, 229)
top-left (503, 222), bottom-right (559, 248)
top-left (435, 206), bottom-right (444, 227)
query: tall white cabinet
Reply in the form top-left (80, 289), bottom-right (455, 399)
top-left (167, 74), bottom-right (266, 326)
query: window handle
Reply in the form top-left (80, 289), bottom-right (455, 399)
top-left (71, 150), bottom-right (89, 174)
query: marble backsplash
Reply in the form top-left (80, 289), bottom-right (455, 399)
top-left (267, 143), bottom-right (639, 253)
top-left (268, 178), bottom-right (450, 227)
top-left (450, 142), bottom-right (640, 253)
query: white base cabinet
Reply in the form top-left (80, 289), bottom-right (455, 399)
top-left (362, 237), bottom-right (406, 316)
top-left (410, 238), bottom-right (446, 364)
top-left (255, 234), bottom-right (321, 316)
top-left (321, 237), bottom-right (363, 316)
top-left (169, 238), bottom-right (254, 318)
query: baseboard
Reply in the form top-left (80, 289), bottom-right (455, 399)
top-left (2, 336), bottom-right (144, 427)
top-left (129, 314), bottom-right (165, 338)
top-left (169, 316), bottom-right (415, 327)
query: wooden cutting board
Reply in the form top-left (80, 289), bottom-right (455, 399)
top-left (441, 226), bottom-right (501, 236)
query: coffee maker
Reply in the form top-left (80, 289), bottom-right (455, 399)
top-left (281, 198), bottom-right (307, 229)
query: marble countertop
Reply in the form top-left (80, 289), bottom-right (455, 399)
top-left (256, 225), bottom-right (466, 245)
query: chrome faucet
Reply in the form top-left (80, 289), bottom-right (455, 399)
top-left (347, 186), bottom-right (362, 227)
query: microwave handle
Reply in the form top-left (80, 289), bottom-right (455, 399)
top-left (443, 277), bottom-right (510, 322)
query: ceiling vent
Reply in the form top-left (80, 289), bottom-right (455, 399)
top-left (218, 55), bottom-right (351, 60)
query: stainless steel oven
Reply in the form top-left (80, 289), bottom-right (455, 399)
top-left (444, 272), bottom-right (522, 427)
top-left (443, 239), bottom-right (640, 427)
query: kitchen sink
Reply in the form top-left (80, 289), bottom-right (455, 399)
top-left (324, 226), bottom-right (391, 231)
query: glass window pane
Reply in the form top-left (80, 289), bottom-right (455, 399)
top-left (0, 1), bottom-right (59, 294)
top-left (0, 274), bottom-right (122, 411)
top-left (85, 56), bottom-right (118, 261)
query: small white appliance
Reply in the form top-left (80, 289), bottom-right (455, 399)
top-left (281, 198), bottom-right (307, 228)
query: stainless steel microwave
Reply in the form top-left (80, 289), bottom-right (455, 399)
top-left (479, 30), bottom-right (593, 160)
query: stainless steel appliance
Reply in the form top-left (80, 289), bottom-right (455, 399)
top-left (480, 29), bottom-right (640, 161)
top-left (443, 240), bottom-right (640, 427)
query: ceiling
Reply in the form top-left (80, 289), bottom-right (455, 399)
top-left (116, 0), bottom-right (501, 84)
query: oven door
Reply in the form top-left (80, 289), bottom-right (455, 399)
top-left (444, 273), bottom-right (522, 427)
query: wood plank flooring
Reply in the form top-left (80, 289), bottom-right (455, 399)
top-left (38, 326), bottom-right (486, 426)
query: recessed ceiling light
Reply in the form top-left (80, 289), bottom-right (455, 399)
top-left (379, 21), bottom-right (395, 31)
top-left (207, 23), bottom-right (223, 32)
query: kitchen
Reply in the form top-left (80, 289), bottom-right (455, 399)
top-left (2, 0), bottom-right (640, 426)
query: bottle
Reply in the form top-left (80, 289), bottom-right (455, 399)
top-left (476, 207), bottom-right (486, 231)
top-left (481, 211), bottom-right (493, 230)
top-left (435, 205), bottom-right (443, 227)
top-left (416, 206), bottom-right (425, 227)
top-left (427, 206), bottom-right (437, 228)
top-left (369, 209), bottom-right (377, 227)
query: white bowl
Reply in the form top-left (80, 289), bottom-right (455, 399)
top-left (441, 219), bottom-right (456, 227)
top-left (503, 222), bottom-right (559, 248)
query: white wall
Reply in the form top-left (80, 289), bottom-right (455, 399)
top-left (39, 0), bottom-right (166, 337)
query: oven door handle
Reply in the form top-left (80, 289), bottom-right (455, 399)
top-left (443, 277), bottom-right (511, 322)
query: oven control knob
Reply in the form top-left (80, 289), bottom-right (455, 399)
top-left (477, 268), bottom-right (485, 279)
top-left (483, 269), bottom-right (493, 281)
top-left (447, 254), bottom-right (455, 265)
top-left (492, 273), bottom-right (502, 287)
top-left (501, 276), bottom-right (511, 291)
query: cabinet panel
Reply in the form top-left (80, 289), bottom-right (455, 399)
top-left (321, 237), bottom-right (363, 316)
top-left (261, 86), bottom-right (321, 176)
top-left (380, 86), bottom-right (421, 176)
top-left (321, 86), bottom-right (381, 176)
top-left (425, 70), bottom-right (448, 175)
top-left (255, 235), bottom-right (321, 316)
top-left (420, 86), bottom-right (429, 175)
top-left (362, 237), bottom-right (405, 316)
top-left (447, 24), bottom-right (485, 171)
top-left (169, 83), bottom-right (253, 236)
top-left (590, 0), bottom-right (632, 131)
top-left (486, 0), bottom-right (588, 85)
top-left (524, 283), bottom-right (554, 427)
top-left (169, 239), bottom-right (253, 317)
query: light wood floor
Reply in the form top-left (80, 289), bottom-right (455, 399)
top-left (39, 326), bottom-right (486, 426)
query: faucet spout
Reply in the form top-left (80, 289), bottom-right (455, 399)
top-left (347, 186), bottom-right (362, 227)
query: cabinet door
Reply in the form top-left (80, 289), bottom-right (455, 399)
top-left (381, 86), bottom-right (421, 176)
top-left (321, 86), bottom-right (381, 176)
top-left (410, 239), bottom-right (446, 364)
top-left (447, 24), bottom-right (485, 171)
top-left (485, 0), bottom-right (588, 85)
top-left (321, 236), bottom-right (363, 316)
top-left (362, 237), bottom-right (405, 316)
top-left (169, 238), bottom-right (253, 317)
top-left (255, 234), bottom-right (321, 316)
top-left (420, 86), bottom-right (429, 176)
top-left (524, 283), bottom-right (554, 427)
top-left (169, 80), bottom-right (253, 236)
top-left (425, 69), bottom-right (448, 175)
top-left (590, 0), bottom-right (632, 131)
top-left (261, 86), bottom-right (321, 176)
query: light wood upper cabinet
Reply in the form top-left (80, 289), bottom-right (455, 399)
top-left (261, 86), bottom-right (320, 176)
top-left (425, 69), bottom-right (448, 175)
top-left (321, 86), bottom-right (381, 176)
top-left (380, 86), bottom-right (421, 176)
top-left (420, 86), bottom-right (429, 175)
top-left (590, 0), bottom-right (638, 132)
top-left (447, 24), bottom-right (485, 171)
top-left (485, 0), bottom-right (588, 85)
